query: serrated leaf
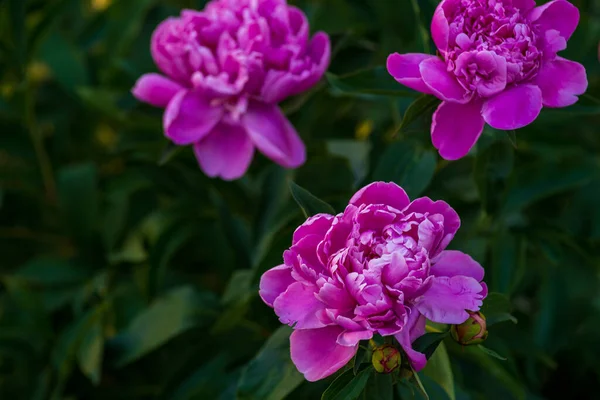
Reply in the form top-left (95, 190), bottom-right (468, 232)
top-left (289, 181), bottom-right (335, 218)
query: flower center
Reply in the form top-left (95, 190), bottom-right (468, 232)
top-left (444, 0), bottom-right (541, 96)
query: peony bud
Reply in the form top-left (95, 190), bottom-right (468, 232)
top-left (451, 311), bottom-right (488, 345)
top-left (371, 344), bottom-right (402, 374)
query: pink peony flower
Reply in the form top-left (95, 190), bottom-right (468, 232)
top-left (387, 0), bottom-right (588, 160)
top-left (132, 0), bottom-right (330, 180)
top-left (259, 182), bottom-right (487, 381)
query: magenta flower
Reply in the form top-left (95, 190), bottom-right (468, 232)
top-left (259, 182), bottom-right (487, 381)
top-left (387, 0), bottom-right (587, 160)
top-left (132, 0), bottom-right (330, 180)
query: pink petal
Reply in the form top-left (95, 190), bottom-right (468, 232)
top-left (292, 214), bottom-right (334, 245)
top-left (416, 276), bottom-right (485, 324)
top-left (512, 0), bottom-right (536, 12)
top-left (394, 308), bottom-right (427, 371)
top-left (290, 326), bottom-right (358, 381)
top-left (482, 85), bottom-right (543, 130)
top-left (164, 90), bottom-right (223, 145)
top-left (261, 32), bottom-right (331, 103)
top-left (349, 182), bottom-right (410, 211)
top-left (528, 0), bottom-right (580, 42)
top-left (242, 102), bottom-right (306, 168)
top-left (403, 197), bottom-right (460, 256)
top-left (420, 57), bottom-right (471, 103)
top-left (535, 57), bottom-right (588, 108)
top-left (132, 73), bottom-right (183, 107)
top-left (431, 100), bottom-right (485, 160)
top-left (259, 264), bottom-right (295, 307)
top-left (193, 123), bottom-right (254, 180)
top-left (431, 250), bottom-right (484, 282)
top-left (336, 330), bottom-right (373, 346)
top-left (431, 4), bottom-right (450, 54)
top-left (273, 282), bottom-right (326, 329)
top-left (386, 53), bottom-right (436, 94)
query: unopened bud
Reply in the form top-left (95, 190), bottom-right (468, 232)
top-left (371, 344), bottom-right (401, 374)
top-left (451, 311), bottom-right (488, 345)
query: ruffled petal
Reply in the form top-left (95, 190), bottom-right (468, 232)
top-left (431, 3), bottom-right (450, 53)
top-left (273, 282), bottom-right (326, 329)
top-left (386, 53), bottom-right (436, 94)
top-left (431, 100), bottom-right (485, 160)
top-left (535, 57), bottom-right (588, 108)
top-left (482, 84), bottom-right (543, 130)
top-left (243, 101), bottom-right (306, 168)
top-left (164, 90), bottom-right (223, 145)
top-left (261, 32), bottom-right (330, 103)
top-left (416, 276), bottom-right (485, 324)
top-left (431, 250), bottom-right (484, 282)
top-left (337, 330), bottom-right (373, 346)
top-left (259, 264), bottom-right (295, 307)
top-left (349, 182), bottom-right (411, 211)
top-left (132, 73), bottom-right (183, 107)
top-left (193, 123), bottom-right (254, 180)
top-left (290, 326), bottom-right (358, 381)
top-left (395, 308), bottom-right (427, 371)
top-left (292, 214), bottom-right (335, 244)
top-left (403, 197), bottom-right (460, 256)
top-left (528, 0), bottom-right (580, 41)
top-left (420, 57), bottom-right (471, 103)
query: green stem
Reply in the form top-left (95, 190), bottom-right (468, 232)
top-left (25, 80), bottom-right (56, 203)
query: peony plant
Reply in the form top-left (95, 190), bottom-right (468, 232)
top-left (387, 0), bottom-right (588, 160)
top-left (260, 182), bottom-right (488, 381)
top-left (132, 0), bottom-right (330, 180)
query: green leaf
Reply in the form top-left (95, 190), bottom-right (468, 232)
top-left (76, 87), bottom-right (127, 121)
top-left (353, 343), bottom-right (369, 375)
top-left (480, 293), bottom-right (517, 327)
top-left (321, 367), bottom-right (373, 400)
top-left (327, 68), bottom-right (418, 98)
top-left (422, 343), bottom-right (455, 400)
top-left (360, 373), bottom-right (393, 400)
top-left (478, 345), bottom-right (507, 361)
top-left (148, 222), bottom-right (197, 298)
top-left (8, 0), bottom-right (26, 74)
top-left (13, 258), bottom-right (90, 286)
top-left (409, 367), bottom-right (430, 400)
top-left (57, 163), bottom-right (98, 240)
top-left (372, 142), bottom-right (436, 198)
top-left (111, 286), bottom-right (218, 366)
top-left (39, 31), bottom-right (89, 91)
top-left (77, 315), bottom-right (104, 385)
top-left (289, 181), bottom-right (335, 218)
top-left (502, 161), bottom-right (597, 214)
top-left (397, 95), bottom-right (440, 133)
top-left (400, 150), bottom-right (437, 198)
top-left (505, 130), bottom-right (517, 148)
top-left (412, 331), bottom-right (449, 360)
top-left (237, 326), bottom-right (304, 400)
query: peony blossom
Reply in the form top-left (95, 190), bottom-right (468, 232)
top-left (387, 0), bottom-right (588, 160)
top-left (132, 0), bottom-right (330, 180)
top-left (259, 182), bottom-right (487, 381)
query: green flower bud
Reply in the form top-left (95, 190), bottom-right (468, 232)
top-left (451, 311), bottom-right (488, 345)
top-left (371, 344), bottom-right (402, 374)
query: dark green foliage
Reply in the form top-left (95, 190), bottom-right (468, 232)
top-left (0, 0), bottom-right (599, 399)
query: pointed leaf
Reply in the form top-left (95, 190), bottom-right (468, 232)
top-left (289, 181), bottom-right (335, 218)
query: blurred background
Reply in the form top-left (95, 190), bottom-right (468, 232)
top-left (0, 0), bottom-right (599, 399)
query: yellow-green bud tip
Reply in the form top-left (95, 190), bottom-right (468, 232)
top-left (371, 344), bottom-right (402, 374)
top-left (451, 311), bottom-right (488, 345)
